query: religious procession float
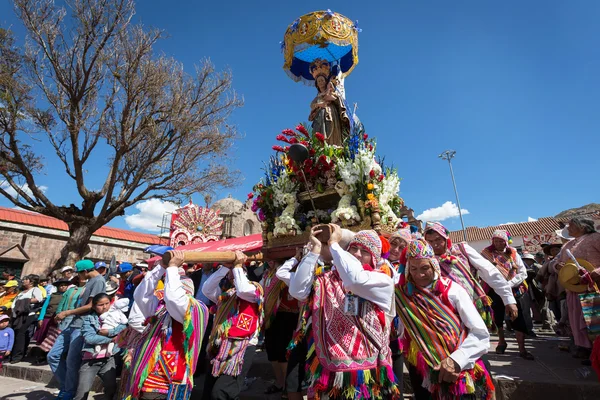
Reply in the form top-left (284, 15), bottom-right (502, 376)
top-left (249, 10), bottom-right (420, 259)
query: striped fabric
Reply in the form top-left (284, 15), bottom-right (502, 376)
top-left (579, 292), bottom-right (600, 339)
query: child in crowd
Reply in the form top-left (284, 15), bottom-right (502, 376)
top-left (95, 296), bottom-right (129, 357)
top-left (0, 314), bottom-right (14, 370)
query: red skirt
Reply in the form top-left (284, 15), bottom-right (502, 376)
top-left (39, 324), bottom-right (61, 353)
top-left (34, 317), bottom-right (52, 344)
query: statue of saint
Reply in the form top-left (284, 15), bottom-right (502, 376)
top-left (308, 59), bottom-right (350, 146)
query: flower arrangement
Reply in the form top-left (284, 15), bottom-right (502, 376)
top-left (252, 123), bottom-right (404, 240)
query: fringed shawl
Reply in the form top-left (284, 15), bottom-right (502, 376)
top-left (263, 268), bottom-right (286, 330)
top-left (305, 268), bottom-right (400, 400)
top-left (123, 295), bottom-right (207, 400)
top-left (481, 246), bottom-right (528, 296)
top-left (395, 277), bottom-right (494, 400)
top-left (437, 244), bottom-right (494, 330)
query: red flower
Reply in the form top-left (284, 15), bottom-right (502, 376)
top-left (276, 134), bottom-right (289, 143)
top-left (272, 145), bottom-right (284, 152)
top-left (363, 133), bottom-right (368, 140)
top-left (319, 155), bottom-right (328, 164)
top-left (305, 159), bottom-right (314, 168)
top-left (289, 137), bottom-right (299, 144)
top-left (284, 146), bottom-right (290, 152)
top-left (329, 160), bottom-right (335, 169)
top-left (379, 174), bottom-right (384, 181)
top-left (309, 149), bottom-right (316, 156)
top-left (296, 124), bottom-right (309, 137)
top-left (281, 128), bottom-right (295, 136)
top-left (369, 170), bottom-right (376, 178)
top-left (300, 141), bottom-right (309, 146)
top-left (369, 144), bottom-right (373, 151)
top-left (247, 193), bottom-right (254, 199)
top-left (315, 132), bottom-right (325, 143)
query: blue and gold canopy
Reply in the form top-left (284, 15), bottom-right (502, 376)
top-left (282, 10), bottom-right (359, 85)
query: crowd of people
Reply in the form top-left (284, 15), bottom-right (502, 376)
top-left (0, 216), bottom-right (598, 400)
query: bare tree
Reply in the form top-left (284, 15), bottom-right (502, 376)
top-left (0, 0), bottom-right (242, 268)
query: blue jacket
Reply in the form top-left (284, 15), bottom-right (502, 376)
top-left (80, 313), bottom-right (126, 356)
top-left (0, 327), bottom-right (14, 352)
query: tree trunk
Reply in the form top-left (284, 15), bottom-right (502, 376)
top-left (52, 223), bottom-right (95, 270)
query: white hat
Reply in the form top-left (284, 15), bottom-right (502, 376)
top-left (61, 266), bottom-right (74, 273)
top-left (556, 227), bottom-right (573, 241)
top-left (521, 253), bottom-right (536, 261)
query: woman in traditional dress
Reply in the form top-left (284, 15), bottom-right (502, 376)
top-left (288, 226), bottom-right (400, 400)
top-left (122, 251), bottom-right (208, 400)
top-left (34, 280), bottom-right (71, 364)
top-left (481, 230), bottom-right (534, 360)
top-left (201, 251), bottom-right (264, 400)
top-left (551, 217), bottom-right (600, 363)
top-left (395, 240), bottom-right (494, 400)
top-left (424, 222), bottom-right (518, 330)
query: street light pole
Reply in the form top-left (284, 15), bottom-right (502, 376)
top-left (439, 150), bottom-right (467, 242)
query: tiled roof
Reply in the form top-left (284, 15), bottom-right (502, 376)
top-left (448, 216), bottom-right (571, 243)
top-left (0, 206), bottom-right (158, 245)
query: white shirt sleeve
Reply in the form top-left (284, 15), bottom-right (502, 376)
top-left (127, 301), bottom-right (146, 334)
top-left (330, 243), bottom-right (394, 314)
top-left (462, 244), bottom-right (516, 305)
top-left (289, 252), bottom-right (319, 301)
top-left (133, 265), bottom-right (165, 318)
top-left (233, 267), bottom-right (259, 303)
top-left (202, 266), bottom-right (229, 304)
top-left (163, 267), bottom-right (191, 323)
top-left (508, 253), bottom-right (528, 288)
top-left (276, 257), bottom-right (298, 286)
top-left (448, 283), bottom-right (490, 370)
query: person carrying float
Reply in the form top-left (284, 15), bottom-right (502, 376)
top-left (395, 239), bottom-right (494, 400)
top-left (423, 222), bottom-right (518, 330)
top-left (201, 250), bottom-right (264, 400)
top-left (288, 225), bottom-right (400, 400)
top-left (122, 250), bottom-right (208, 400)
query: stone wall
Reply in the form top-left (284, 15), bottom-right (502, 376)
top-left (0, 225), bottom-right (149, 278)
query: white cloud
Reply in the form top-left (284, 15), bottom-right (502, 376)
top-left (417, 201), bottom-right (470, 222)
top-left (124, 198), bottom-right (179, 232)
top-left (0, 182), bottom-right (48, 198)
top-left (500, 216), bottom-right (538, 225)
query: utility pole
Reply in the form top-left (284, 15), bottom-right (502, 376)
top-left (439, 150), bottom-right (467, 242)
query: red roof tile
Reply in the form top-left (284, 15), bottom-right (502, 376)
top-left (0, 206), bottom-right (157, 245)
top-left (448, 212), bottom-right (600, 243)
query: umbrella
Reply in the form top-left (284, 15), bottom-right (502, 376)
top-left (282, 10), bottom-right (360, 85)
top-left (145, 244), bottom-right (174, 256)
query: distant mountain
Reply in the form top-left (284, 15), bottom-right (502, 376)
top-left (555, 203), bottom-right (600, 219)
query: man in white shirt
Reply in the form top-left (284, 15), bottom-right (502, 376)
top-left (201, 251), bottom-right (263, 400)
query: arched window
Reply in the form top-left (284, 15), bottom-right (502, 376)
top-left (243, 220), bottom-right (254, 236)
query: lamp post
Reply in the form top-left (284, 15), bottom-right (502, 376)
top-left (438, 150), bottom-right (467, 242)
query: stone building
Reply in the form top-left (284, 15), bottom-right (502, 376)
top-left (212, 196), bottom-right (262, 238)
top-left (0, 207), bottom-right (158, 277)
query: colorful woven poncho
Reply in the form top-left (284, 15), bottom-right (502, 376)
top-left (208, 279), bottom-right (264, 377)
top-left (122, 294), bottom-right (207, 400)
top-left (481, 246), bottom-right (528, 297)
top-left (437, 243), bottom-right (494, 330)
top-left (294, 262), bottom-right (400, 400)
top-left (395, 276), bottom-right (494, 400)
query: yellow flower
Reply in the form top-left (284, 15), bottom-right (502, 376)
top-left (367, 183), bottom-right (374, 191)
top-left (366, 193), bottom-right (375, 201)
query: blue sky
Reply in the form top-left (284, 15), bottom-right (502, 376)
top-left (0, 0), bottom-right (598, 234)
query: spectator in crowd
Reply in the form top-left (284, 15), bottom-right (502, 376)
top-left (94, 262), bottom-right (108, 280)
top-left (75, 292), bottom-right (127, 400)
top-left (61, 267), bottom-right (75, 282)
top-left (10, 274), bottom-right (44, 363)
top-left (2, 269), bottom-right (21, 287)
top-left (117, 263), bottom-right (135, 305)
top-left (34, 279), bottom-right (71, 364)
top-left (0, 281), bottom-right (19, 315)
top-left (49, 260), bottom-right (106, 400)
top-left (0, 314), bottom-right (14, 368)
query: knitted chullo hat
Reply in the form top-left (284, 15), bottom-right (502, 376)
top-left (492, 229), bottom-right (512, 245)
top-left (390, 228), bottom-right (412, 245)
top-left (398, 240), bottom-right (441, 294)
top-left (347, 230), bottom-right (382, 268)
top-left (424, 221), bottom-right (453, 250)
